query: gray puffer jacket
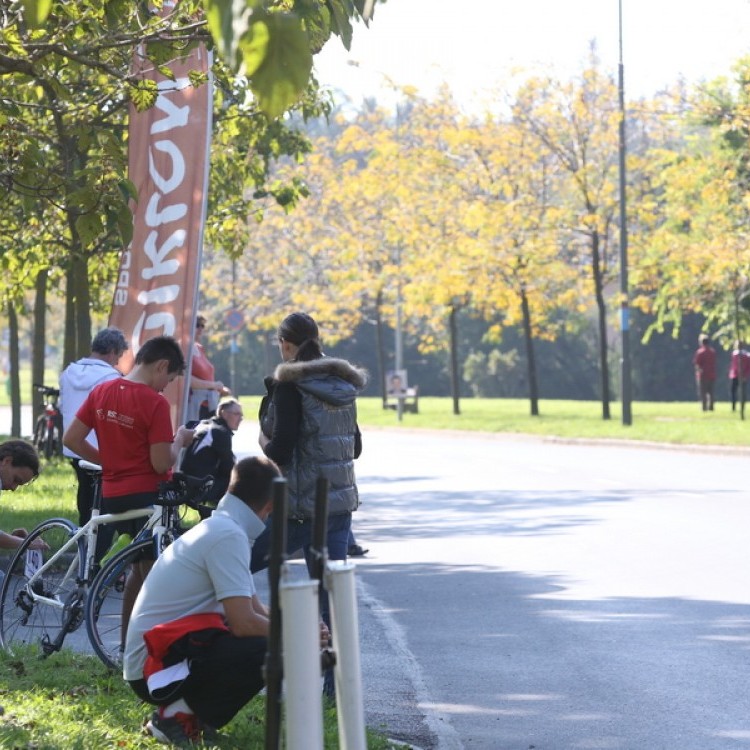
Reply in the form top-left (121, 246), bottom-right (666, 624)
top-left (271, 357), bottom-right (367, 520)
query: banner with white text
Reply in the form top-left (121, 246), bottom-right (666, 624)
top-left (109, 44), bottom-right (213, 427)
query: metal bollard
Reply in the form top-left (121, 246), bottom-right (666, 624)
top-left (264, 478), bottom-right (287, 750)
top-left (281, 578), bottom-right (324, 750)
top-left (326, 561), bottom-right (366, 750)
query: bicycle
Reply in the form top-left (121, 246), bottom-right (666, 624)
top-left (0, 461), bottom-right (213, 671)
top-left (32, 383), bottom-right (64, 460)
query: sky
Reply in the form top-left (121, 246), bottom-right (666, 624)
top-left (313, 0), bottom-right (750, 111)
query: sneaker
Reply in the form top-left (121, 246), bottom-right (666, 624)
top-left (146, 708), bottom-right (202, 747)
top-left (348, 544), bottom-right (369, 557)
top-left (201, 722), bottom-right (220, 745)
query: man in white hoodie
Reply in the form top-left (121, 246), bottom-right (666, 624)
top-left (59, 327), bottom-right (128, 525)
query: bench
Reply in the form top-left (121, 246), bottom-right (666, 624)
top-left (384, 385), bottom-right (419, 414)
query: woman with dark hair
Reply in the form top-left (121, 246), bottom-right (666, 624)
top-left (252, 312), bottom-right (367, 696)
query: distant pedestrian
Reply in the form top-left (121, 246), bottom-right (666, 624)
top-left (187, 315), bottom-right (229, 423)
top-left (729, 340), bottom-right (750, 411)
top-left (693, 334), bottom-right (717, 411)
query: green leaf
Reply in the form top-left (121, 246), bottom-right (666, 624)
top-left (157, 65), bottom-right (176, 81)
top-left (75, 212), bottom-right (104, 248)
top-left (127, 79), bottom-right (159, 112)
top-left (2, 26), bottom-right (28, 58)
top-left (68, 187), bottom-right (98, 211)
top-left (118, 178), bottom-right (138, 203)
top-left (116, 202), bottom-right (134, 246)
top-left (20, 0), bottom-right (53, 28)
top-left (327, 0), bottom-right (354, 50)
top-left (237, 15), bottom-right (270, 78)
top-left (188, 70), bottom-right (210, 88)
top-left (246, 14), bottom-right (313, 119)
top-left (205, 0), bottom-right (258, 70)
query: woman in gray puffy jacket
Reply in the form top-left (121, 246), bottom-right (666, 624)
top-left (252, 312), bottom-right (367, 696)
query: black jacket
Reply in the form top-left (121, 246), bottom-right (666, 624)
top-left (180, 416), bottom-right (234, 504)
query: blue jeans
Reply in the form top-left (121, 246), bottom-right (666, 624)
top-left (250, 512), bottom-right (351, 626)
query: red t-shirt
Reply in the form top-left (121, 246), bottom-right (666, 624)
top-left (76, 379), bottom-right (174, 498)
top-left (693, 345), bottom-right (717, 380)
top-left (191, 342), bottom-right (214, 381)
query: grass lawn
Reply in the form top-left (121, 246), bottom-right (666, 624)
top-left (245, 395), bottom-right (750, 448)
top-left (0, 645), bottom-right (394, 749)
top-left (0, 462), bottom-right (397, 749)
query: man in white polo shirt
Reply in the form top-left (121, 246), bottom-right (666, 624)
top-left (124, 456), bottom-right (280, 746)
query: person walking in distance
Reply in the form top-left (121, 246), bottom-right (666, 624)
top-left (729, 340), bottom-right (750, 411)
top-left (254, 311), bottom-right (367, 698)
top-left (693, 333), bottom-right (717, 411)
top-left (59, 327), bottom-right (128, 526)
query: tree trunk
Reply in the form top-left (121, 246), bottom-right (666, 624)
top-left (64, 263), bottom-right (77, 368)
top-left (449, 305), bottom-right (460, 415)
top-left (374, 292), bottom-right (387, 407)
top-left (32, 269), bottom-right (48, 422)
top-left (74, 254), bottom-right (91, 359)
top-left (520, 288), bottom-right (540, 416)
top-left (8, 302), bottom-right (21, 437)
top-left (591, 230), bottom-right (611, 420)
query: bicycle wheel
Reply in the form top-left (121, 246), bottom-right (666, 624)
top-left (44, 426), bottom-right (54, 460)
top-left (0, 519), bottom-right (84, 658)
top-left (86, 539), bottom-right (152, 671)
top-left (32, 415), bottom-right (45, 454)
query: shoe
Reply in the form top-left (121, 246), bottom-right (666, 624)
top-left (146, 708), bottom-right (202, 747)
top-left (201, 722), bottom-right (220, 745)
top-left (348, 544), bottom-right (369, 557)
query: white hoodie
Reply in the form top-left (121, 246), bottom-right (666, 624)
top-left (59, 357), bottom-right (121, 458)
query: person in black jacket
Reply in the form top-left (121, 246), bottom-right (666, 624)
top-left (180, 398), bottom-right (244, 512)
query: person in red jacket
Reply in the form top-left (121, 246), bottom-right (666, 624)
top-left (729, 340), bottom-right (750, 411)
top-left (693, 334), bottom-right (717, 411)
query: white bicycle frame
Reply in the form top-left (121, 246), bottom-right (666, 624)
top-left (24, 504), bottom-right (163, 611)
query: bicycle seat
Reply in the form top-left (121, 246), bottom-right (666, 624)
top-left (79, 460), bottom-right (102, 473)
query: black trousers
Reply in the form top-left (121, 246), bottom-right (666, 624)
top-left (70, 458), bottom-right (97, 527)
top-left (129, 632), bottom-right (267, 728)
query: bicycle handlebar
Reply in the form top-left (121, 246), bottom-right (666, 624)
top-left (33, 383), bottom-right (60, 398)
top-left (157, 472), bottom-right (214, 511)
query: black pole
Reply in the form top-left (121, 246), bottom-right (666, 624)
top-left (264, 478), bottom-right (288, 750)
top-left (310, 477), bottom-right (330, 583)
top-left (618, 0), bottom-right (633, 426)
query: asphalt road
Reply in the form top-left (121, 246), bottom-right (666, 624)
top-left (7, 407), bottom-right (750, 749)
top-left (241, 426), bottom-right (750, 750)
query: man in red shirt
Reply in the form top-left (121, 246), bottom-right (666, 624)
top-left (64, 335), bottom-right (194, 632)
top-left (693, 334), bottom-right (717, 411)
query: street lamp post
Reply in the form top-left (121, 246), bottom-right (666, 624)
top-left (618, 0), bottom-right (633, 426)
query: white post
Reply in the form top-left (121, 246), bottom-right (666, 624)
top-left (326, 561), bottom-right (366, 750)
top-left (280, 579), bottom-right (324, 750)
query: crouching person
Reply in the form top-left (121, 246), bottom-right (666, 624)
top-left (123, 456), bottom-right (281, 746)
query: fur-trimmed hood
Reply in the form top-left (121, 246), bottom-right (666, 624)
top-left (273, 357), bottom-right (368, 407)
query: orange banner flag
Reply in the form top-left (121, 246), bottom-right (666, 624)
top-left (109, 44), bottom-right (213, 427)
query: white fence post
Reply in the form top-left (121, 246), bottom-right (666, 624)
top-left (326, 561), bottom-right (366, 750)
top-left (280, 578), bottom-right (324, 750)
